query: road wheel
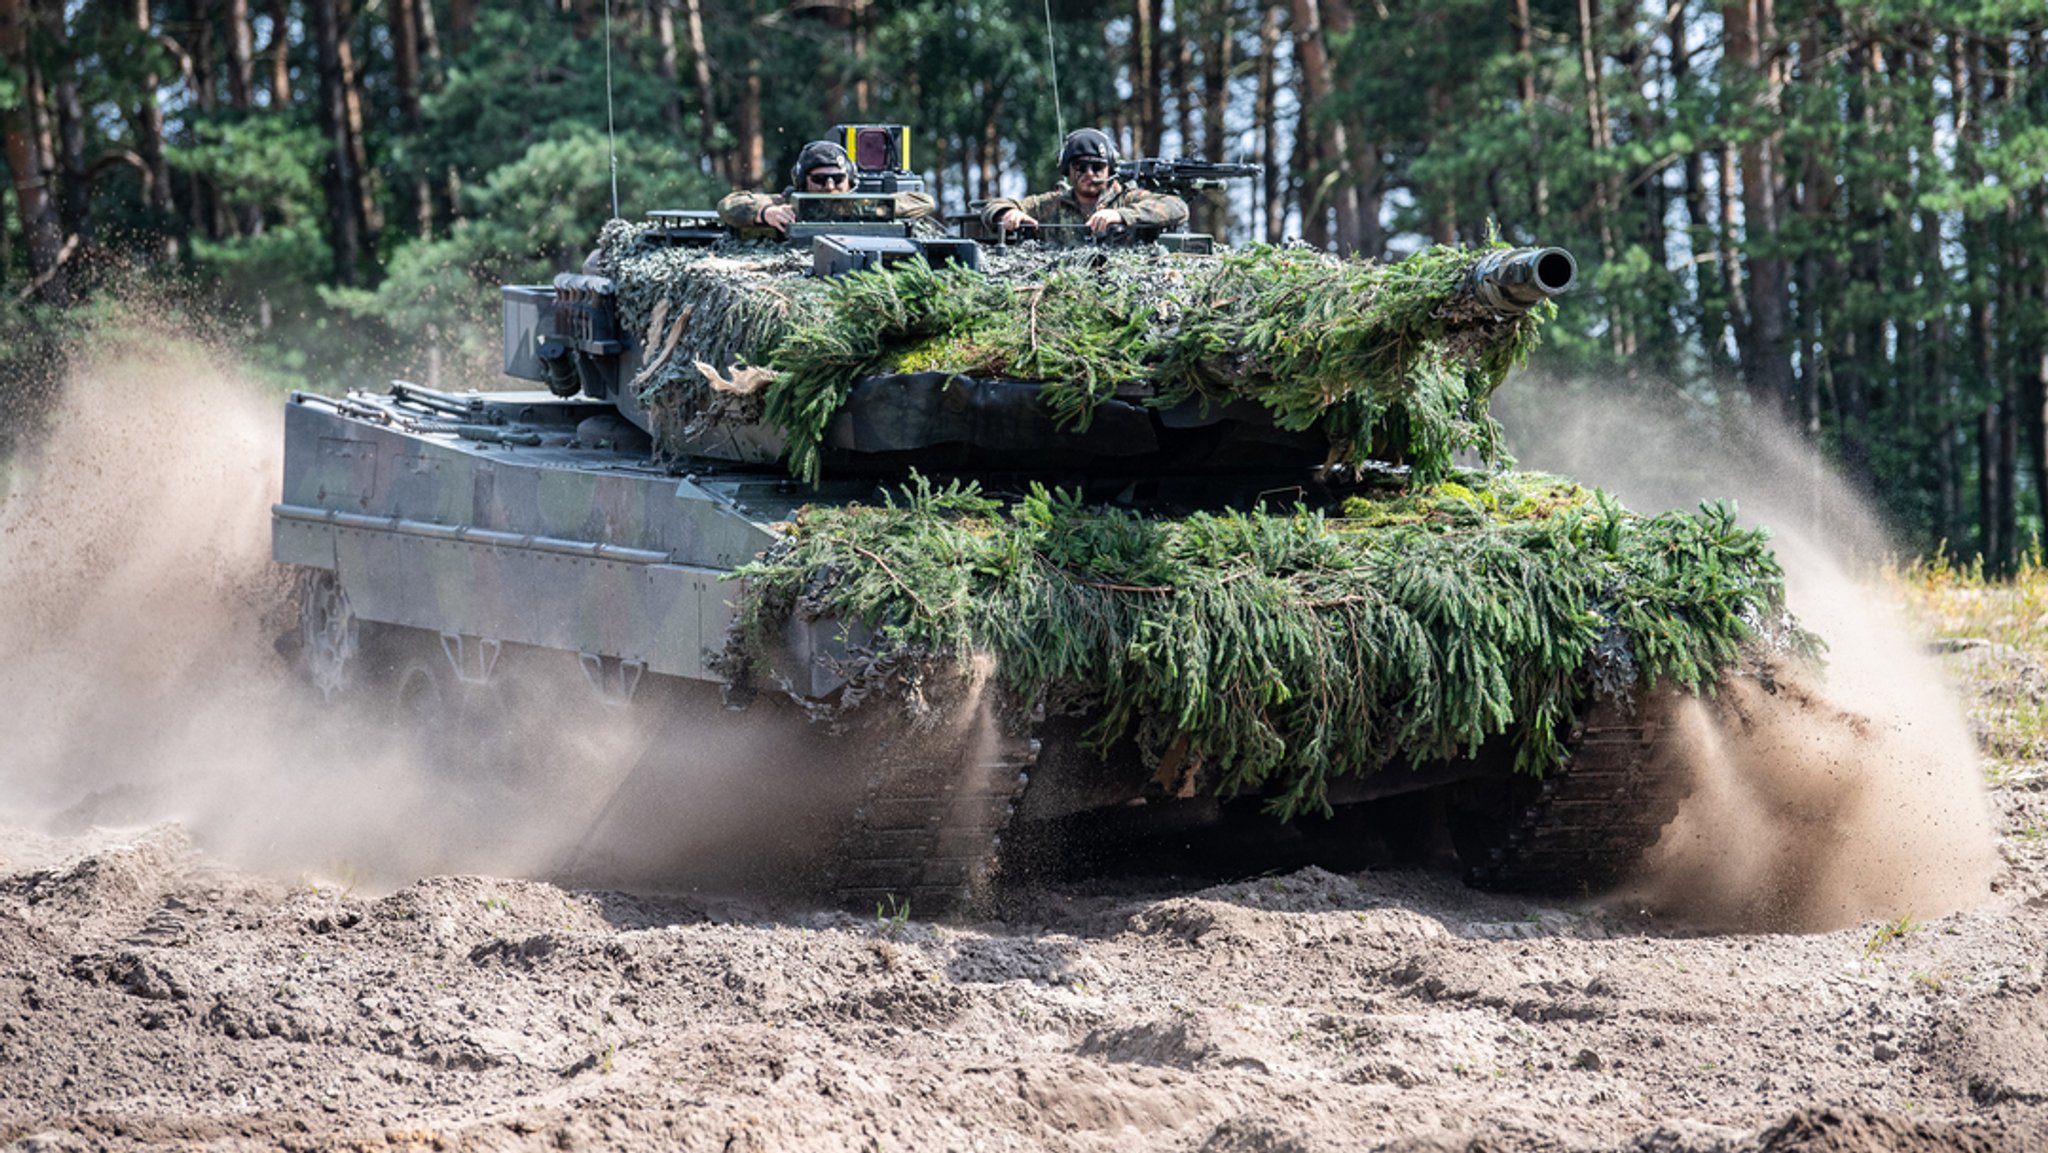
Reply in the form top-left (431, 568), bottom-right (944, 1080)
top-left (298, 570), bottom-right (359, 702)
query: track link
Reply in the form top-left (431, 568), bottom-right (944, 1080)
top-left (831, 721), bottom-right (1039, 917)
top-left (1463, 691), bottom-right (1694, 893)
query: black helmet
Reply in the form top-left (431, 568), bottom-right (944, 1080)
top-left (790, 140), bottom-right (852, 189)
top-left (1057, 128), bottom-right (1117, 176)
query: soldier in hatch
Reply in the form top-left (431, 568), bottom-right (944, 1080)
top-left (980, 128), bottom-right (1189, 238)
top-left (718, 139), bottom-right (936, 235)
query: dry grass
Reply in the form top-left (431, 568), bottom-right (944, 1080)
top-left (1889, 547), bottom-right (2048, 788)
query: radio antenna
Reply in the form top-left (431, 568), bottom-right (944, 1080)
top-left (604, 0), bottom-right (621, 218)
top-left (1041, 0), bottom-right (1065, 140)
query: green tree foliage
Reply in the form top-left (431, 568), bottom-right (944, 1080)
top-left (7, 0), bottom-right (2048, 567)
top-left (330, 128), bottom-right (719, 374)
top-left (172, 118), bottom-right (334, 323)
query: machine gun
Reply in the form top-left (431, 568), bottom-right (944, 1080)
top-left (1115, 157), bottom-right (1264, 195)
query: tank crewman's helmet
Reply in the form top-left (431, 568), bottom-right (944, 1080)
top-left (791, 140), bottom-right (854, 191)
top-left (1057, 128), bottom-right (1118, 178)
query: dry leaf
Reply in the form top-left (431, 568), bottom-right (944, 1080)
top-left (695, 361), bottom-right (777, 395)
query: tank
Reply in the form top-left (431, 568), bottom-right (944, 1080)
top-left (274, 145), bottom-right (1803, 913)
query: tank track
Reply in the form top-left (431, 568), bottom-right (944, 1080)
top-left (1462, 691), bottom-right (1693, 894)
top-left (830, 721), bottom-right (1040, 917)
top-left (825, 690), bottom-right (1690, 913)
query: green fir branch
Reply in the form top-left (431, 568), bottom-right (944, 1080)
top-left (724, 472), bottom-right (1813, 819)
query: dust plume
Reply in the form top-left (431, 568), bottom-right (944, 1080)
top-left (0, 312), bottom-right (835, 896)
top-left (1498, 378), bottom-right (1997, 931)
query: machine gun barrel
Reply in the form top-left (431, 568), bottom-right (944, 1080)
top-left (1116, 157), bottom-right (1265, 192)
top-left (1465, 247), bottom-right (1578, 313)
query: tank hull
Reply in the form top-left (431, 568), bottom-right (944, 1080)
top-left (273, 384), bottom-right (1695, 912)
top-left (274, 390), bottom-right (859, 697)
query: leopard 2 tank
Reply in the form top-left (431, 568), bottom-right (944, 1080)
top-left (274, 136), bottom-right (1801, 912)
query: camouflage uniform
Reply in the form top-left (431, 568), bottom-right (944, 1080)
top-left (718, 188), bottom-right (938, 230)
top-left (978, 180), bottom-right (1188, 233)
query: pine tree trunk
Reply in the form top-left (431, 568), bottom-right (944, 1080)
top-left (1792, 29), bottom-right (1833, 441)
top-left (1172, 30), bottom-right (1194, 156)
top-left (1295, 87), bottom-right (1327, 250)
top-left (1835, 37), bottom-right (1881, 492)
top-left (979, 88), bottom-right (1002, 202)
top-left (682, 0), bottom-right (715, 171)
top-left (132, 0), bottom-right (177, 258)
top-left (41, 0), bottom-right (90, 246)
top-left (344, 8), bottom-right (380, 238)
top-left (1979, 407), bottom-right (2001, 567)
top-left (1289, 0), bottom-right (1358, 253)
top-left (1196, 0), bottom-right (1232, 236)
top-left (1997, 40), bottom-right (2021, 567)
top-left (190, 1), bottom-right (218, 111)
top-left (0, 0), bottom-right (69, 301)
top-left (1256, 3), bottom-right (1283, 244)
top-left (1320, 0), bottom-right (1381, 257)
top-left (1135, 0), bottom-right (1163, 155)
top-left (267, 0), bottom-right (290, 104)
top-left (2034, 185), bottom-right (2048, 544)
top-left (1514, 0), bottom-right (1546, 226)
top-left (2032, 35), bottom-right (2048, 545)
top-left (312, 0), bottom-right (362, 284)
top-left (389, 0), bottom-right (432, 238)
top-left (390, 0), bottom-right (420, 124)
top-left (1622, 6), bottom-right (1658, 362)
top-left (188, 0), bottom-right (226, 241)
top-left (226, 0), bottom-right (255, 108)
top-left (649, 0), bottom-right (680, 136)
top-left (1724, 0), bottom-right (1793, 411)
top-left (1671, 2), bottom-right (1717, 371)
top-left (851, 0), bottom-right (869, 116)
top-left (1578, 0), bottom-right (1623, 356)
top-left (1920, 185), bottom-right (1957, 547)
top-left (739, 50), bottom-right (763, 187)
top-left (1717, 142), bottom-right (1748, 362)
top-left (1200, 4), bottom-right (1229, 164)
top-left (417, 0), bottom-right (439, 77)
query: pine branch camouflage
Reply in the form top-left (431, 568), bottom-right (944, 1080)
top-left (723, 473), bottom-right (1812, 818)
top-left (595, 227), bottom-right (1550, 484)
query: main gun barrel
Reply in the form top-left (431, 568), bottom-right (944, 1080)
top-left (1466, 247), bottom-right (1577, 313)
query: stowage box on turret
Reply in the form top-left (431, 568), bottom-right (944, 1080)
top-left (274, 126), bottom-right (1803, 913)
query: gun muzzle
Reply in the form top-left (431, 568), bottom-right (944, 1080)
top-left (1466, 247), bottom-right (1577, 312)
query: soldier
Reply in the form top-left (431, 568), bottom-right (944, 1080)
top-left (718, 139), bottom-right (936, 234)
top-left (981, 128), bottom-right (1189, 238)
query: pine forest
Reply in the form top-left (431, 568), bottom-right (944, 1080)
top-left (3, 0), bottom-right (2047, 563)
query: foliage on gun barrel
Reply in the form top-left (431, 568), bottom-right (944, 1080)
top-left (598, 227), bottom-right (1562, 484)
top-left (724, 471), bottom-right (1812, 819)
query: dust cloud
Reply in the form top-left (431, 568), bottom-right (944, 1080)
top-left (1499, 378), bottom-right (1998, 932)
top-left (0, 317), bottom-right (831, 896)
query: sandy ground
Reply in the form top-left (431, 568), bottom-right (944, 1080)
top-left (2, 341), bottom-right (2044, 1151)
top-left (0, 743), bottom-right (2041, 1153)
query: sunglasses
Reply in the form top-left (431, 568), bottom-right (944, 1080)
top-left (805, 170), bottom-right (851, 189)
top-left (1069, 160), bottom-right (1110, 176)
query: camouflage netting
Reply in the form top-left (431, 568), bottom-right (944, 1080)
top-left (593, 222), bottom-right (1553, 483)
top-left (722, 472), bottom-right (1817, 816)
